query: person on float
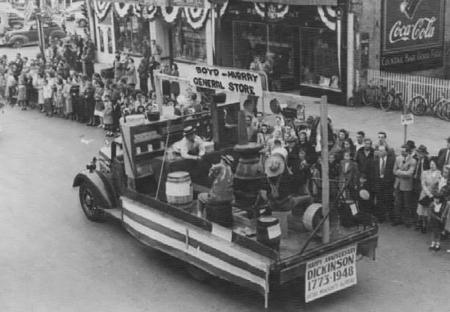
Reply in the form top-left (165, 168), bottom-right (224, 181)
top-left (196, 155), bottom-right (234, 218)
top-left (168, 126), bottom-right (205, 161)
top-left (261, 152), bottom-right (292, 212)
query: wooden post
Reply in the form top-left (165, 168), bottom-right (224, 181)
top-left (320, 96), bottom-right (330, 244)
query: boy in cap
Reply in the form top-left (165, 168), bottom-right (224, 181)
top-left (168, 126), bottom-right (205, 160)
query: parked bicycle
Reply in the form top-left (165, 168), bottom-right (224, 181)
top-left (409, 92), bottom-right (447, 117)
top-left (378, 86), bottom-right (403, 112)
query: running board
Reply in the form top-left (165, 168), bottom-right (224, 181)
top-left (103, 208), bottom-right (122, 221)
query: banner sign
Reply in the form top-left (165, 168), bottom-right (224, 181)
top-left (187, 65), bottom-right (264, 96)
top-left (381, 0), bottom-right (444, 71)
top-left (305, 244), bottom-right (357, 303)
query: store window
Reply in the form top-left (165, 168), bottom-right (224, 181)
top-left (115, 15), bottom-right (150, 56)
top-left (232, 21), bottom-right (298, 91)
top-left (171, 19), bottom-right (206, 62)
top-left (300, 28), bottom-right (340, 90)
top-left (107, 28), bottom-right (113, 54)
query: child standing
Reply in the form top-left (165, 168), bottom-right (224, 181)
top-left (103, 96), bottom-right (113, 137)
top-left (42, 79), bottom-right (53, 117)
top-left (429, 196), bottom-right (449, 251)
top-left (54, 78), bottom-right (64, 116)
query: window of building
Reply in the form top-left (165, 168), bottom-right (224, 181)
top-left (114, 14), bottom-right (150, 56)
top-left (232, 21), bottom-right (298, 91)
top-left (171, 18), bottom-right (206, 63)
top-left (300, 28), bottom-right (340, 90)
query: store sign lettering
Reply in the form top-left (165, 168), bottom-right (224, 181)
top-left (381, 0), bottom-right (444, 70)
top-left (187, 65), bottom-right (264, 96)
top-left (389, 17), bottom-right (436, 44)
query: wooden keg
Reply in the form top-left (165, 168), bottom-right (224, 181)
top-left (166, 171), bottom-right (193, 205)
top-left (256, 216), bottom-right (281, 250)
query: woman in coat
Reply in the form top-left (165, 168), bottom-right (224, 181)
top-left (339, 150), bottom-right (359, 199)
top-left (417, 157), bottom-right (441, 233)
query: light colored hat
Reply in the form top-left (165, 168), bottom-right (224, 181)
top-left (265, 154), bottom-right (285, 177)
top-left (359, 189), bottom-right (370, 201)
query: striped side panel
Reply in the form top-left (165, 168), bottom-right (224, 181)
top-left (121, 197), bottom-right (271, 294)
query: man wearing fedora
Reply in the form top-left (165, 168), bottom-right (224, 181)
top-left (196, 155), bottom-right (234, 218)
top-left (262, 153), bottom-right (292, 212)
top-left (168, 126), bottom-right (205, 161)
top-left (413, 144), bottom-right (430, 229)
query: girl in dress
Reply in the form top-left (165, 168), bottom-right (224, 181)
top-left (103, 96), bottom-right (113, 137)
top-left (417, 157), bottom-right (441, 233)
top-left (63, 77), bottom-right (74, 119)
top-left (54, 78), bottom-right (64, 116)
top-left (93, 80), bottom-right (105, 127)
top-left (428, 196), bottom-right (449, 251)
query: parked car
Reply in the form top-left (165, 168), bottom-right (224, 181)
top-left (2, 21), bottom-right (66, 48)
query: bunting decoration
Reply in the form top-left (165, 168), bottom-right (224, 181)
top-left (161, 6), bottom-right (181, 23)
top-left (142, 5), bottom-right (158, 20)
top-left (254, 3), bottom-right (289, 20)
top-left (114, 2), bottom-right (133, 18)
top-left (317, 6), bottom-right (337, 31)
top-left (93, 1), bottom-right (112, 21)
top-left (185, 7), bottom-right (209, 29)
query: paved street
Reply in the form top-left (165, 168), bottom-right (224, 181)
top-left (1, 101), bottom-right (450, 312)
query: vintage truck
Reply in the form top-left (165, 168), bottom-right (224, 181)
top-left (72, 71), bottom-right (378, 308)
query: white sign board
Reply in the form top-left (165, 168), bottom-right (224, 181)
top-left (186, 65), bottom-right (264, 97)
top-left (305, 244), bottom-right (357, 303)
top-left (401, 113), bottom-right (414, 125)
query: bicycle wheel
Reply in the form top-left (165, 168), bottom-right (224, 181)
top-left (361, 87), bottom-right (374, 106)
top-left (409, 96), bottom-right (427, 116)
top-left (442, 101), bottom-right (450, 121)
top-left (379, 93), bottom-right (394, 111)
top-left (434, 99), bottom-right (445, 119)
top-left (393, 93), bottom-right (403, 111)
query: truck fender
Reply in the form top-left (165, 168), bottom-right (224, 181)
top-left (73, 170), bottom-right (115, 209)
top-left (10, 35), bottom-right (28, 45)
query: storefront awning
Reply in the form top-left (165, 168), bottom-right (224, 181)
top-left (240, 0), bottom-right (337, 5)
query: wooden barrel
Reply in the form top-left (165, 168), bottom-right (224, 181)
top-left (206, 201), bottom-right (233, 228)
top-left (233, 143), bottom-right (264, 208)
top-left (303, 203), bottom-right (323, 232)
top-left (256, 216), bottom-right (281, 250)
top-left (166, 171), bottom-right (193, 205)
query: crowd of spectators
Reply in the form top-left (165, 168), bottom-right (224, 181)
top-left (244, 99), bottom-right (450, 252)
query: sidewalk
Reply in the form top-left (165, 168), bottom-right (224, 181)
top-left (301, 96), bottom-right (450, 155)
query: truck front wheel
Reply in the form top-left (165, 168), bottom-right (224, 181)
top-left (79, 183), bottom-right (105, 222)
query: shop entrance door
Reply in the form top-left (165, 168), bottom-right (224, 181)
top-left (232, 21), bottom-right (299, 91)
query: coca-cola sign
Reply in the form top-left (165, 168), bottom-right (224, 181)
top-left (381, 0), bottom-right (444, 71)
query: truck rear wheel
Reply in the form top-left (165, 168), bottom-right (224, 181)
top-left (12, 39), bottom-right (24, 48)
top-left (79, 183), bottom-right (105, 222)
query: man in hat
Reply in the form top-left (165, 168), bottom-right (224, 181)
top-left (197, 154), bottom-right (234, 217)
top-left (393, 144), bottom-right (417, 227)
top-left (168, 126), bottom-right (205, 160)
top-left (437, 137), bottom-right (450, 170)
top-left (413, 144), bottom-right (430, 229)
top-left (262, 153), bottom-right (292, 211)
